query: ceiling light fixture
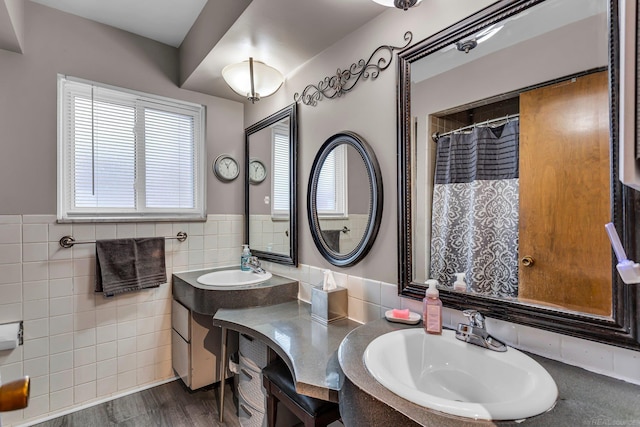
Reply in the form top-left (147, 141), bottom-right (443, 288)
top-left (370, 0), bottom-right (422, 11)
top-left (221, 57), bottom-right (284, 103)
top-left (456, 24), bottom-right (504, 54)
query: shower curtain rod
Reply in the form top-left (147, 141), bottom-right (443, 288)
top-left (431, 113), bottom-right (519, 142)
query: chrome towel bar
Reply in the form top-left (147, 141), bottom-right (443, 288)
top-left (59, 231), bottom-right (188, 248)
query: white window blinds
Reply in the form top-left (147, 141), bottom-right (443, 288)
top-left (316, 144), bottom-right (347, 217)
top-left (271, 125), bottom-right (290, 218)
top-left (58, 76), bottom-right (206, 221)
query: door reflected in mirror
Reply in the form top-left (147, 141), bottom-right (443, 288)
top-left (246, 104), bottom-right (297, 266)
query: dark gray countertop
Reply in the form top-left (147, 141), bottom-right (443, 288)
top-left (172, 267), bottom-right (298, 316)
top-left (338, 318), bottom-right (640, 426)
top-left (213, 300), bottom-right (360, 402)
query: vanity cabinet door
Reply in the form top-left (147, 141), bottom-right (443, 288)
top-left (171, 329), bottom-right (191, 387)
top-left (172, 300), bottom-right (190, 341)
top-left (171, 299), bottom-right (238, 390)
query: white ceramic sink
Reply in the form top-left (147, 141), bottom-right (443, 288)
top-left (196, 269), bottom-right (272, 287)
top-left (363, 329), bottom-right (557, 421)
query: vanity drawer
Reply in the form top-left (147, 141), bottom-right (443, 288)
top-left (172, 299), bottom-right (190, 341)
top-left (239, 354), bottom-right (266, 408)
top-left (171, 329), bottom-right (190, 387)
top-left (238, 384), bottom-right (266, 427)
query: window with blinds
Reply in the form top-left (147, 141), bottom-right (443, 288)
top-left (57, 76), bottom-right (206, 221)
top-left (271, 125), bottom-right (290, 218)
top-left (316, 144), bottom-right (347, 217)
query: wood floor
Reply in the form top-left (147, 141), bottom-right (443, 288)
top-left (32, 380), bottom-right (241, 427)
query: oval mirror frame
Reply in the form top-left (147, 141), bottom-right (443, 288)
top-left (245, 103), bottom-right (298, 266)
top-left (397, 0), bottom-right (640, 349)
top-left (308, 132), bottom-right (383, 267)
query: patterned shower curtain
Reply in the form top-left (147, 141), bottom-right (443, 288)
top-left (429, 121), bottom-right (520, 298)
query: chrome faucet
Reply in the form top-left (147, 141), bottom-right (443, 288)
top-left (246, 256), bottom-right (266, 274)
top-left (455, 309), bottom-right (507, 352)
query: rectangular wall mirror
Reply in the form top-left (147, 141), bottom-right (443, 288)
top-left (245, 103), bottom-right (298, 266)
top-left (397, 0), bottom-right (640, 348)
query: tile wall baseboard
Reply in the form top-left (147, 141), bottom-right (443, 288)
top-left (17, 377), bottom-right (178, 427)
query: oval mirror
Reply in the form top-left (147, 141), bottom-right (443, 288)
top-left (308, 132), bottom-right (383, 267)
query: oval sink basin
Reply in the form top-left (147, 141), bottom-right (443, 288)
top-left (196, 269), bottom-right (272, 287)
top-left (364, 329), bottom-right (557, 421)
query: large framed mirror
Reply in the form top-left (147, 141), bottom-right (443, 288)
top-left (308, 132), bottom-right (383, 267)
top-left (398, 0), bottom-right (640, 348)
top-left (246, 103), bottom-right (298, 266)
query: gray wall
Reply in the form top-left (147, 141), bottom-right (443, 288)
top-left (244, 0), bottom-right (495, 283)
top-left (0, 0), bottom-right (495, 281)
top-left (0, 1), bottom-right (245, 215)
top-left (0, 0), bottom-right (24, 52)
top-left (178, 0), bottom-right (251, 85)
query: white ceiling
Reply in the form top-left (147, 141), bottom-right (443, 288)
top-left (30, 0), bottom-right (208, 47)
top-left (28, 0), bottom-right (389, 100)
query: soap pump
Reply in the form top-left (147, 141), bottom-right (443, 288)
top-left (240, 244), bottom-right (251, 271)
top-left (453, 273), bottom-right (467, 292)
top-left (423, 279), bottom-right (442, 335)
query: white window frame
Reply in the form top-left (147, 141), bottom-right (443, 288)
top-left (317, 144), bottom-right (348, 218)
top-left (270, 124), bottom-right (290, 220)
top-left (57, 75), bottom-right (206, 222)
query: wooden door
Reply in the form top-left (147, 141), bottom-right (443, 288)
top-left (518, 71), bottom-right (611, 316)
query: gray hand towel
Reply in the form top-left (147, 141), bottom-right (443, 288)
top-left (321, 230), bottom-right (341, 253)
top-left (95, 237), bottom-right (166, 297)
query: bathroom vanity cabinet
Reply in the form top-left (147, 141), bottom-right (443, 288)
top-left (171, 299), bottom-right (237, 390)
top-left (170, 268), bottom-right (298, 391)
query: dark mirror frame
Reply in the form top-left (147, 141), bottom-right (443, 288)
top-left (308, 131), bottom-right (383, 267)
top-left (397, 0), bottom-right (640, 349)
top-left (245, 103), bottom-right (298, 266)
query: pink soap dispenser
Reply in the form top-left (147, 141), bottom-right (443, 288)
top-left (423, 279), bottom-right (442, 334)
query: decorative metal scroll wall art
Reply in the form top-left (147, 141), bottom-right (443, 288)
top-left (294, 31), bottom-right (413, 106)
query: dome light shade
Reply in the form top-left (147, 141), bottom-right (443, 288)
top-left (221, 58), bottom-right (284, 103)
top-left (370, 0), bottom-right (422, 10)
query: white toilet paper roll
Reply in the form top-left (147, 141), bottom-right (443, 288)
top-left (0, 322), bottom-right (20, 351)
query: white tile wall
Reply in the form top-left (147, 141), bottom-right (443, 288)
top-left (248, 214), bottom-right (290, 254)
top-left (3, 216), bottom-right (639, 425)
top-left (0, 214), bottom-right (243, 427)
top-left (264, 261), bottom-right (640, 387)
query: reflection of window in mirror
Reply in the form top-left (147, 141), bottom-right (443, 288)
top-left (317, 145), bottom-right (347, 218)
top-left (271, 124), bottom-right (290, 219)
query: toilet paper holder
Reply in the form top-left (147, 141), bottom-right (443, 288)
top-left (0, 321), bottom-right (23, 347)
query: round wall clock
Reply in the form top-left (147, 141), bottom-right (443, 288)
top-left (249, 158), bottom-right (267, 184)
top-left (213, 154), bottom-right (239, 182)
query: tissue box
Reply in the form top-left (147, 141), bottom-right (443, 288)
top-left (311, 286), bottom-right (348, 325)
